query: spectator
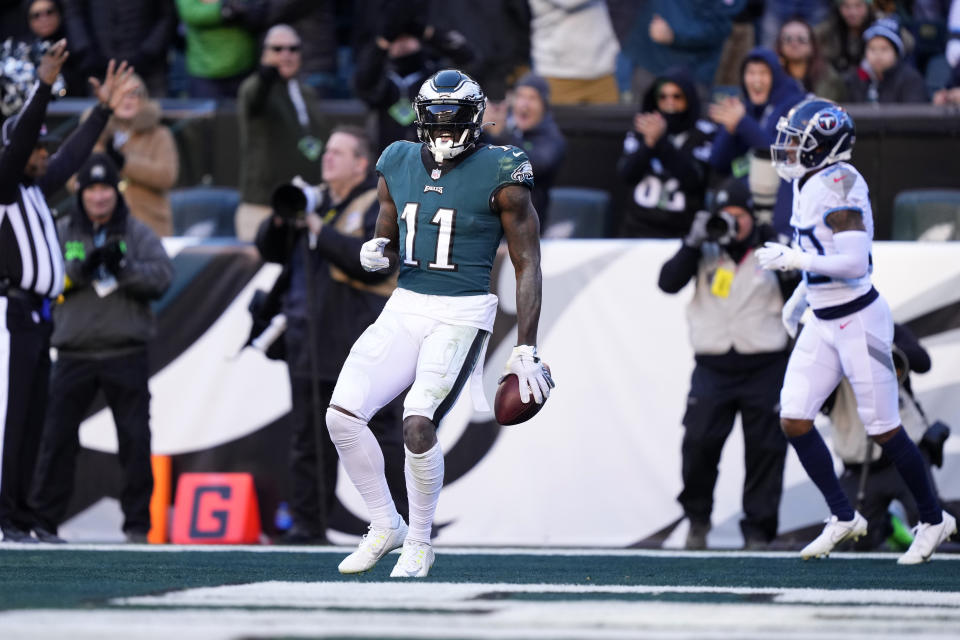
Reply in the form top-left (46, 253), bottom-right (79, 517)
top-left (28, 153), bottom-right (173, 544)
top-left (823, 324), bottom-right (952, 551)
top-left (62, 0), bottom-right (175, 97)
top-left (175, 0), bottom-right (257, 99)
top-left (817, 0), bottom-right (876, 76)
top-left (708, 47), bottom-right (804, 237)
top-left (948, 0), bottom-right (960, 71)
top-left (21, 0), bottom-right (85, 96)
top-left (255, 126), bottom-right (407, 544)
top-left (777, 17), bottom-right (847, 101)
top-left (261, 0), bottom-right (339, 98)
top-left (845, 17), bottom-right (929, 102)
top-left (236, 24), bottom-right (328, 242)
top-left (714, 0), bottom-right (766, 88)
top-left (932, 60), bottom-right (960, 104)
top-left (658, 178), bottom-right (795, 550)
top-left (528, 0), bottom-right (620, 104)
top-left (760, 0), bottom-right (832, 49)
top-left (87, 73), bottom-right (179, 237)
top-left (482, 73), bottom-right (566, 232)
top-left (0, 47), bottom-right (136, 544)
top-left (623, 0), bottom-right (744, 101)
top-left (353, 1), bottom-right (478, 153)
top-left (427, 0), bottom-right (531, 100)
top-left (616, 69), bottom-right (715, 239)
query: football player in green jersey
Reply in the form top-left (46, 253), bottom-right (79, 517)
top-left (326, 69), bottom-right (554, 577)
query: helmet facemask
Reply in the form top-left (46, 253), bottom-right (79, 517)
top-left (771, 117), bottom-right (810, 181)
top-left (416, 100), bottom-right (483, 163)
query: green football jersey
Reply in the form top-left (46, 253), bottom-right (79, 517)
top-left (376, 141), bottom-right (534, 296)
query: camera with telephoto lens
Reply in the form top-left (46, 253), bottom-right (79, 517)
top-left (706, 210), bottom-right (738, 244)
top-left (270, 183), bottom-right (319, 223)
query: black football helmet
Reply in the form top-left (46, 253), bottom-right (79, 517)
top-left (770, 97), bottom-right (855, 180)
top-left (414, 69), bottom-right (485, 162)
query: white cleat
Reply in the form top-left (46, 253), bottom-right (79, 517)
top-left (389, 540), bottom-right (435, 578)
top-left (801, 511), bottom-right (868, 559)
top-left (898, 511), bottom-right (957, 565)
top-left (338, 520), bottom-right (408, 574)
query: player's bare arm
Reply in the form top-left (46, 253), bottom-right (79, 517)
top-left (824, 208), bottom-right (866, 233)
top-left (496, 183), bottom-right (542, 346)
top-left (373, 175), bottom-right (401, 268)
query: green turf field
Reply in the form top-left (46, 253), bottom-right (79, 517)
top-left (2, 545), bottom-right (959, 639)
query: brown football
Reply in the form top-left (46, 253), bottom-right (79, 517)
top-left (494, 365), bottom-right (550, 426)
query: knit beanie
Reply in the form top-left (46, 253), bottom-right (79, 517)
top-left (863, 17), bottom-right (904, 58)
top-left (75, 152), bottom-right (120, 192)
top-left (515, 73), bottom-right (551, 109)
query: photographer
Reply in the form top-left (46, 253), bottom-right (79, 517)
top-left (255, 126), bottom-right (406, 544)
top-left (824, 323), bottom-right (953, 551)
top-left (29, 153), bottom-right (173, 543)
top-left (658, 178), bottom-right (798, 549)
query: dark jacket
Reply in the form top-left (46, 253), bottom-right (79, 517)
top-left (618, 69), bottom-right (715, 238)
top-left (238, 65), bottom-right (329, 205)
top-left (844, 60), bottom-right (928, 104)
top-left (255, 174), bottom-right (397, 380)
top-left (709, 47), bottom-right (804, 237)
top-left (482, 113), bottom-right (565, 231)
top-left (353, 36), bottom-right (478, 153)
top-left (54, 193), bottom-right (174, 356)
top-left (62, 0), bottom-right (175, 82)
top-left (622, 0), bottom-right (745, 88)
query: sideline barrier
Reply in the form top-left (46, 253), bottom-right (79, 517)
top-left (171, 472), bottom-right (262, 544)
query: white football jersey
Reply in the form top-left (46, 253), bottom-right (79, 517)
top-left (790, 162), bottom-right (874, 309)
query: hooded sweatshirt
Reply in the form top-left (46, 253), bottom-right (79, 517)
top-left (617, 69), bottom-right (716, 238)
top-left (709, 47), bottom-right (804, 236)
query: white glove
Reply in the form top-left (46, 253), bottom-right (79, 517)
top-left (500, 345), bottom-right (555, 404)
top-left (756, 241), bottom-right (809, 272)
top-left (781, 280), bottom-right (808, 339)
top-left (360, 237), bottom-right (391, 272)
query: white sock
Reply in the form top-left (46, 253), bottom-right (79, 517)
top-left (325, 408), bottom-right (399, 530)
top-left (404, 442), bottom-right (444, 544)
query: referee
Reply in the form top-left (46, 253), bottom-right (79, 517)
top-left (0, 41), bottom-right (137, 543)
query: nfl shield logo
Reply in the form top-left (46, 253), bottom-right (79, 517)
top-left (431, 168), bottom-right (441, 180)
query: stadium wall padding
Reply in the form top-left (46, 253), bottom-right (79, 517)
top-left (61, 240), bottom-right (960, 547)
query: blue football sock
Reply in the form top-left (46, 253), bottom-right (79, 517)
top-left (879, 428), bottom-right (942, 524)
top-left (789, 429), bottom-right (855, 521)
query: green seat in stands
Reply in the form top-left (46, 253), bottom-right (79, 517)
top-left (543, 187), bottom-right (611, 239)
top-left (891, 189), bottom-right (960, 241)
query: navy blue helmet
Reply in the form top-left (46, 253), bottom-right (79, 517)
top-left (414, 69), bottom-right (485, 162)
top-left (770, 97), bottom-right (855, 180)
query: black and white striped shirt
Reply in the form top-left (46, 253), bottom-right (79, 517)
top-left (0, 81), bottom-right (111, 299)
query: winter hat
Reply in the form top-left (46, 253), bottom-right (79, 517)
top-left (75, 152), bottom-right (120, 192)
top-left (863, 17), bottom-right (904, 58)
top-left (514, 72), bottom-right (551, 108)
top-left (713, 177), bottom-right (754, 215)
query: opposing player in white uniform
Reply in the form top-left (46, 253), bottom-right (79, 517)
top-left (757, 98), bottom-right (956, 563)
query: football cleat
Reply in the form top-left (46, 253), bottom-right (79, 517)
top-left (897, 511), bottom-right (957, 565)
top-left (338, 520), bottom-right (408, 574)
top-left (800, 511), bottom-right (867, 559)
top-left (390, 540), bottom-right (435, 578)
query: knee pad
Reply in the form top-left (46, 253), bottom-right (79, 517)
top-left (325, 407), bottom-right (367, 447)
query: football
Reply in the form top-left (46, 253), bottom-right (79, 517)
top-left (494, 365), bottom-right (551, 426)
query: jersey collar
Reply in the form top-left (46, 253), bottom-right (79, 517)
top-left (419, 142), bottom-right (480, 180)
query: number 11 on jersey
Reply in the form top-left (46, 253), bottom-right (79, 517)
top-left (400, 202), bottom-right (458, 271)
